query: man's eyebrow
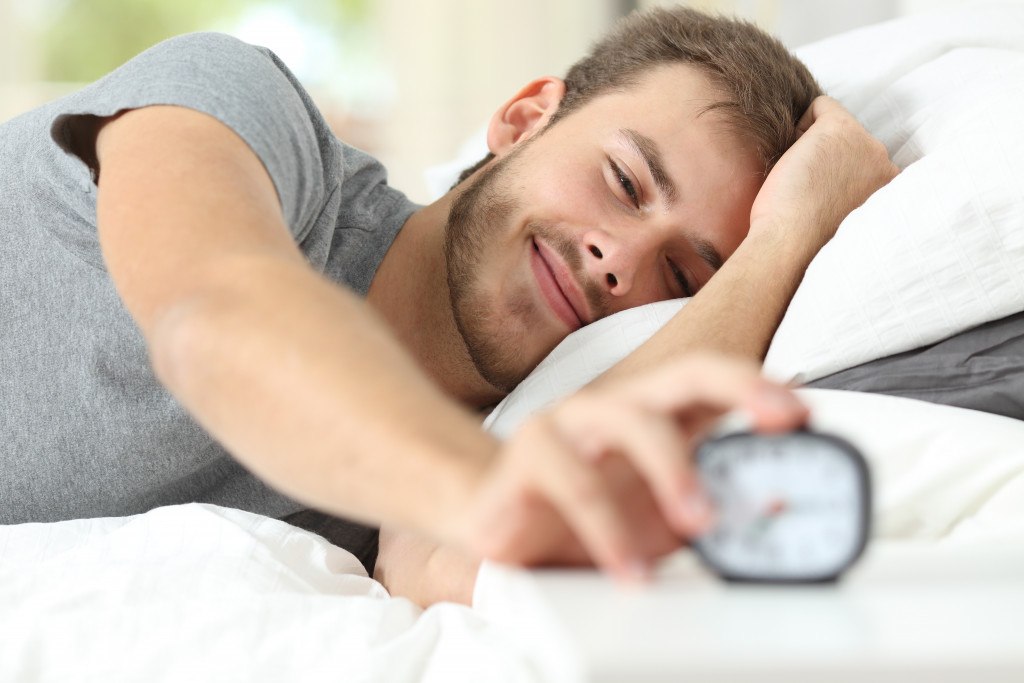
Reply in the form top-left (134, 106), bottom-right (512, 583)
top-left (693, 236), bottom-right (724, 273)
top-left (620, 128), bottom-right (679, 206)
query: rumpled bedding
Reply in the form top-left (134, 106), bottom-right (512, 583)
top-left (0, 505), bottom-right (525, 682)
top-left (4, 388), bottom-right (1024, 681)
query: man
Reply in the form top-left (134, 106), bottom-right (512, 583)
top-left (0, 6), bottom-right (896, 602)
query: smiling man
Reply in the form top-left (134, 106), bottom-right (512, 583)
top-left (0, 6), bottom-right (897, 597)
top-left (440, 63), bottom-right (763, 395)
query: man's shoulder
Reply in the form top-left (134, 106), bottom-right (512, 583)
top-left (140, 31), bottom-right (268, 64)
top-left (116, 31), bottom-right (300, 96)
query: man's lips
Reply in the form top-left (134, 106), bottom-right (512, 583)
top-left (530, 238), bottom-right (590, 331)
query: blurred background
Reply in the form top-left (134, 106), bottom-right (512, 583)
top-left (0, 0), bottom-right (1013, 203)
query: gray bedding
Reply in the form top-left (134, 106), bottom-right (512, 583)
top-left (806, 310), bottom-right (1024, 422)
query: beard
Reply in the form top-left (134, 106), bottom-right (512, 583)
top-left (444, 141), bottom-right (610, 394)
top-left (443, 148), bottom-right (534, 394)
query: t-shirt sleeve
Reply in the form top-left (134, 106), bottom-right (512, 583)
top-left (49, 32), bottom-right (327, 241)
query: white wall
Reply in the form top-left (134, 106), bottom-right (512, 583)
top-left (4, 0), bottom-right (1023, 203)
top-left (375, 0), bottom-right (972, 200)
top-left (638, 0), bottom-right (1024, 48)
top-left (0, 0), bottom-right (69, 124)
top-left (637, 0), bottom-right (898, 48)
top-left (373, 0), bottom-right (620, 202)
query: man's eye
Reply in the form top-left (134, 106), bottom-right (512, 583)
top-left (610, 160), bottom-right (639, 208)
top-left (668, 259), bottom-right (694, 298)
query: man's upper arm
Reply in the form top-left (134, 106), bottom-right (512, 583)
top-left (92, 105), bottom-right (306, 338)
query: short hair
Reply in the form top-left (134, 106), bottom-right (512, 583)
top-left (454, 6), bottom-right (821, 186)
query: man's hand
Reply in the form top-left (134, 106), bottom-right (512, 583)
top-left (448, 353), bottom-right (809, 583)
top-left (749, 96), bottom-right (901, 259)
top-left (375, 526), bottom-right (481, 608)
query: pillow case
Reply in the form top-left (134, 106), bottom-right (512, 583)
top-left (483, 299), bottom-right (685, 438)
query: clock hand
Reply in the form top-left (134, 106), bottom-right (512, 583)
top-left (763, 498), bottom-right (787, 517)
top-left (742, 498), bottom-right (788, 542)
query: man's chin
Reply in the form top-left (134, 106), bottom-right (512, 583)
top-left (456, 315), bottom-right (557, 394)
top-left (463, 336), bottom-right (537, 395)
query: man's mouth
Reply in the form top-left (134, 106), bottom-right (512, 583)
top-left (529, 238), bottom-right (589, 331)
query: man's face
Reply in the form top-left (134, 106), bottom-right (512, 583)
top-left (445, 64), bottom-right (764, 393)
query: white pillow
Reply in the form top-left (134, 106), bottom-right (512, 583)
top-left (767, 3), bottom-right (1024, 382)
top-left (468, 4), bottom-right (1024, 435)
top-left (483, 299), bottom-right (685, 438)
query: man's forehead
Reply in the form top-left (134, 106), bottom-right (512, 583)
top-left (572, 68), bottom-right (738, 150)
top-left (606, 62), bottom-right (726, 110)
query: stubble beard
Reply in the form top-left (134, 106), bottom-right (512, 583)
top-left (444, 141), bottom-right (613, 394)
top-left (444, 150), bottom-right (536, 394)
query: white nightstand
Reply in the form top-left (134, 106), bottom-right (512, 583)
top-left (475, 542), bottom-right (1024, 682)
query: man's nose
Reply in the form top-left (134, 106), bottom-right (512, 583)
top-left (582, 227), bottom-right (644, 297)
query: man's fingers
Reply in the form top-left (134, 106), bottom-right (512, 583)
top-left (553, 353), bottom-right (806, 542)
top-left (617, 353), bottom-right (809, 432)
top-left (476, 354), bottom-right (811, 581)
top-left (794, 94), bottom-right (831, 134)
top-left (522, 417), bottom-right (648, 582)
top-left (797, 95), bottom-right (846, 133)
top-left (795, 101), bottom-right (816, 134)
top-left (562, 403), bottom-right (710, 537)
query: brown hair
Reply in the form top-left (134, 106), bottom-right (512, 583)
top-left (455, 6), bottom-right (821, 186)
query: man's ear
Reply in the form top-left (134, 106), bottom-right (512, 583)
top-left (486, 77), bottom-right (566, 156)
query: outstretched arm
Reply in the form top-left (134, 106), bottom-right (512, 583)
top-left (93, 105), bottom-right (494, 534)
top-left (94, 106), bottom-right (804, 597)
top-left (376, 353), bottom-right (808, 607)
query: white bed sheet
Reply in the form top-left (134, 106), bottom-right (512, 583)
top-left (0, 504), bottom-right (529, 683)
top-left (4, 389), bottom-right (1024, 681)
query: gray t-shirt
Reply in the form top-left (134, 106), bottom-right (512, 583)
top-left (0, 33), bottom-right (418, 565)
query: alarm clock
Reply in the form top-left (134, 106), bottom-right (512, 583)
top-left (691, 429), bottom-right (871, 583)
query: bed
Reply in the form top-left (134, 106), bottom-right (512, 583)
top-left (3, 4), bottom-right (1024, 681)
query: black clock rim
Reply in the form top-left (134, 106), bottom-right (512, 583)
top-left (690, 429), bottom-right (873, 584)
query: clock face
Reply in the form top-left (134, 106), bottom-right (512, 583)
top-left (692, 431), bottom-right (871, 583)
